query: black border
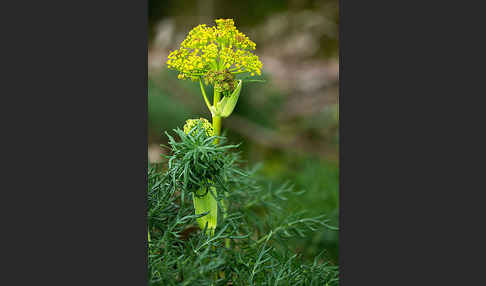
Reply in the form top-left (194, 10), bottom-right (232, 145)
top-left (3, 0), bottom-right (148, 284)
top-left (338, 0), bottom-right (470, 284)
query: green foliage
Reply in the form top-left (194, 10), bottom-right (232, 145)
top-left (267, 157), bottom-right (339, 263)
top-left (162, 124), bottom-right (241, 193)
top-left (148, 126), bottom-right (339, 285)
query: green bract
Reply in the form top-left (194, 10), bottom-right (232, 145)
top-left (192, 186), bottom-right (218, 236)
top-left (212, 80), bottom-right (242, 118)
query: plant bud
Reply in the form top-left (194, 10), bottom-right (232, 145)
top-left (183, 118), bottom-right (214, 136)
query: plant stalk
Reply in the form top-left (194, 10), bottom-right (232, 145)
top-left (212, 89), bottom-right (222, 144)
top-left (211, 89), bottom-right (230, 248)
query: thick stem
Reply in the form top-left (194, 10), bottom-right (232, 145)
top-left (212, 89), bottom-right (222, 143)
top-left (212, 116), bottom-right (221, 141)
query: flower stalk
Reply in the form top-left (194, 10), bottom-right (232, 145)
top-left (167, 19), bottom-right (263, 237)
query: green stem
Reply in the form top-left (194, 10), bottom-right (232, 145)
top-left (212, 89), bottom-right (222, 144)
top-left (213, 116), bottom-right (221, 142)
top-left (199, 79), bottom-right (212, 114)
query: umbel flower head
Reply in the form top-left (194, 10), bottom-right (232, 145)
top-left (167, 19), bottom-right (262, 94)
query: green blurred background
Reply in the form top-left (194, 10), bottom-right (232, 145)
top-left (148, 0), bottom-right (339, 263)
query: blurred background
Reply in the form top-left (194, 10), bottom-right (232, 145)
top-left (148, 0), bottom-right (339, 263)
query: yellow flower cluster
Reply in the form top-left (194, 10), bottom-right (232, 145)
top-left (167, 19), bottom-right (262, 81)
top-left (183, 118), bottom-right (214, 136)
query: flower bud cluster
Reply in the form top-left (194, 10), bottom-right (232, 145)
top-left (204, 70), bottom-right (237, 95)
top-left (183, 118), bottom-right (214, 136)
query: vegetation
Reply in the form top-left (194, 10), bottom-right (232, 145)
top-left (147, 19), bottom-right (339, 285)
top-left (148, 126), bottom-right (338, 285)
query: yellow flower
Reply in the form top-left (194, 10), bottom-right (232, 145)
top-left (166, 19), bottom-right (262, 82)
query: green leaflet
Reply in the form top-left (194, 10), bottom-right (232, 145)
top-left (212, 80), bottom-right (242, 118)
top-left (192, 186), bottom-right (218, 236)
